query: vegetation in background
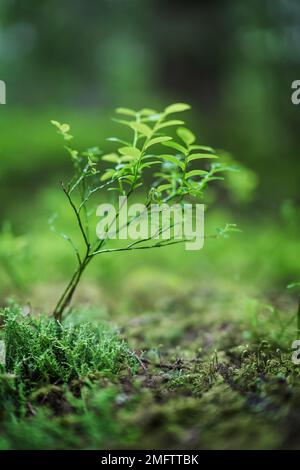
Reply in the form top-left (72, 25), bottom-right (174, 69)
top-left (288, 282), bottom-right (300, 337)
top-left (0, 222), bottom-right (29, 291)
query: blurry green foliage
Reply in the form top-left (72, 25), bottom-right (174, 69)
top-left (0, 222), bottom-right (29, 292)
top-left (0, 0), bottom-right (299, 206)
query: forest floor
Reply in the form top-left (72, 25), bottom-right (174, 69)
top-left (1, 200), bottom-right (300, 449)
top-left (0, 278), bottom-right (299, 450)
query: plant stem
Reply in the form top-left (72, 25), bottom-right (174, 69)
top-left (53, 254), bottom-right (91, 321)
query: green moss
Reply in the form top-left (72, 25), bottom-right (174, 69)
top-left (0, 304), bottom-right (138, 418)
top-left (0, 385), bottom-right (139, 450)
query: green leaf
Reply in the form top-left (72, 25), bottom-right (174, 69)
top-left (129, 122), bottom-right (152, 137)
top-left (120, 156), bottom-right (135, 162)
top-left (112, 118), bottom-right (134, 127)
top-left (101, 153), bottom-right (119, 163)
top-left (65, 147), bottom-right (79, 161)
top-left (154, 172), bottom-right (173, 181)
top-left (211, 163), bottom-right (237, 173)
top-left (51, 120), bottom-right (70, 132)
top-left (86, 146), bottom-right (101, 156)
top-left (133, 182), bottom-right (143, 190)
top-left (122, 174), bottom-right (135, 183)
top-left (176, 127), bottom-right (195, 145)
top-left (186, 169), bottom-right (208, 179)
top-left (107, 137), bottom-right (130, 145)
top-left (288, 282), bottom-right (300, 290)
top-left (190, 144), bottom-right (215, 152)
top-left (115, 107), bottom-right (136, 116)
top-left (187, 153), bottom-right (219, 162)
top-left (164, 103), bottom-right (191, 114)
top-left (87, 156), bottom-right (96, 167)
top-left (158, 155), bottom-right (185, 170)
top-left (157, 120), bottom-right (184, 129)
top-left (206, 176), bottom-right (224, 182)
top-left (118, 146), bottom-right (141, 158)
top-left (146, 113), bottom-right (162, 122)
top-left (161, 140), bottom-right (187, 154)
top-left (140, 161), bottom-right (161, 169)
top-left (51, 120), bottom-right (73, 140)
top-left (145, 136), bottom-right (172, 149)
top-left (107, 187), bottom-right (120, 192)
top-left (60, 123), bottom-right (70, 133)
top-left (100, 169), bottom-right (115, 181)
top-left (140, 108), bottom-right (157, 116)
top-left (157, 184), bottom-right (172, 193)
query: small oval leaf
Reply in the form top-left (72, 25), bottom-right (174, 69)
top-left (118, 146), bottom-right (141, 158)
top-left (101, 169), bottom-right (115, 181)
top-left (140, 108), bottom-right (157, 116)
top-left (115, 107), bottom-right (136, 116)
top-left (102, 153), bottom-right (119, 163)
top-left (157, 120), bottom-right (185, 129)
top-left (187, 153), bottom-right (219, 163)
top-left (186, 169), bottom-right (208, 178)
top-left (190, 144), bottom-right (215, 152)
top-left (176, 127), bottom-right (195, 145)
top-left (129, 122), bottom-right (152, 137)
top-left (161, 140), bottom-right (187, 154)
top-left (164, 103), bottom-right (191, 114)
top-left (158, 155), bottom-right (185, 170)
top-left (145, 136), bottom-right (172, 149)
top-left (157, 183), bottom-right (172, 193)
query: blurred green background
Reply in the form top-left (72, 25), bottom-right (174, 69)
top-left (0, 0), bottom-right (299, 317)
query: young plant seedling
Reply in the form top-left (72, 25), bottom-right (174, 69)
top-left (51, 103), bottom-right (237, 321)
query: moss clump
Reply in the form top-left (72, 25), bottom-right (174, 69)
top-left (0, 304), bottom-right (138, 418)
